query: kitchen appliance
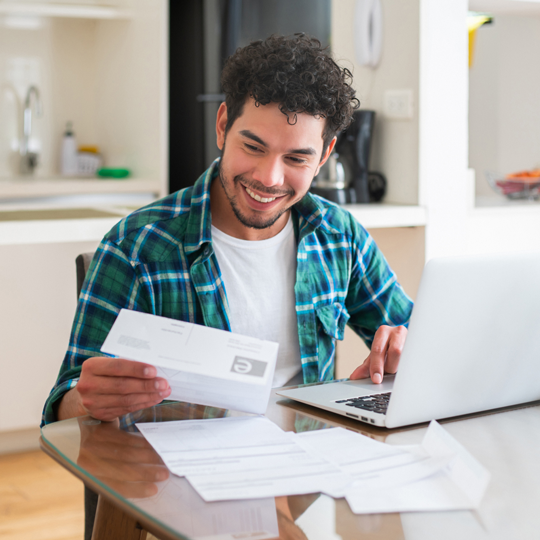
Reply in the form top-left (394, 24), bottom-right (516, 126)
top-left (311, 110), bottom-right (387, 204)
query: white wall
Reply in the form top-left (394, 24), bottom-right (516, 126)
top-left (331, 0), bottom-right (420, 205)
top-left (469, 15), bottom-right (540, 197)
top-left (94, 0), bottom-right (168, 190)
top-left (419, 0), bottom-right (469, 261)
top-left (0, 18), bottom-right (102, 177)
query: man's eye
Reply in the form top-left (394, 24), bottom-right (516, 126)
top-left (245, 144), bottom-right (260, 152)
top-left (288, 156), bottom-right (307, 164)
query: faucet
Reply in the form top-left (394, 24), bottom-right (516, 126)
top-left (19, 85), bottom-right (42, 175)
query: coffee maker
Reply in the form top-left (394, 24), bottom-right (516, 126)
top-left (311, 110), bottom-right (386, 204)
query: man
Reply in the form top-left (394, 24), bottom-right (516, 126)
top-left (43, 34), bottom-right (412, 426)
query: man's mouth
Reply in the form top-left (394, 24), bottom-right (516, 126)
top-left (245, 187), bottom-right (278, 204)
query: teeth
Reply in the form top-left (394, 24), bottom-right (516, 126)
top-left (246, 187), bottom-right (276, 203)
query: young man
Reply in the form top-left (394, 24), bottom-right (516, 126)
top-left (43, 34), bottom-right (413, 425)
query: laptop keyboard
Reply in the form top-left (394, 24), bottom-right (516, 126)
top-left (335, 392), bottom-right (391, 415)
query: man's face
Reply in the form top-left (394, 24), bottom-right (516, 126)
top-left (212, 99), bottom-right (335, 239)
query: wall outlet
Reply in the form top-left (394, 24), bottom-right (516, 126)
top-left (384, 89), bottom-right (414, 119)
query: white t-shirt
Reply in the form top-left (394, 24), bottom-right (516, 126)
top-left (211, 216), bottom-right (302, 387)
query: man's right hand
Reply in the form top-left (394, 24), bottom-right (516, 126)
top-left (58, 357), bottom-right (171, 422)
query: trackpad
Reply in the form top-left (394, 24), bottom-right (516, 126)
top-left (279, 375), bottom-right (395, 402)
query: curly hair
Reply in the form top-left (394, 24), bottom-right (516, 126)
top-left (221, 34), bottom-right (360, 153)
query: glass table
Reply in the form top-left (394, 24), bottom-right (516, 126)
top-left (40, 390), bottom-right (540, 540)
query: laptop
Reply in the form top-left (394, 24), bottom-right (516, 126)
top-left (277, 252), bottom-right (540, 428)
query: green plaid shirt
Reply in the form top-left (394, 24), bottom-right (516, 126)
top-left (42, 160), bottom-right (413, 425)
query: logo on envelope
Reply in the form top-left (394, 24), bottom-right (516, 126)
top-left (231, 356), bottom-right (267, 377)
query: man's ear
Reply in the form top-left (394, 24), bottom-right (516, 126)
top-left (216, 103), bottom-right (228, 150)
top-left (314, 137), bottom-right (337, 176)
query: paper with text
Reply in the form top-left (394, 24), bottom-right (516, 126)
top-left (101, 309), bottom-right (279, 413)
top-left (344, 421), bottom-right (490, 513)
top-left (137, 417), bottom-right (489, 513)
top-left (137, 416), bottom-right (350, 501)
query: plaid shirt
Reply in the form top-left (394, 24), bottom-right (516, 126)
top-left (42, 159), bottom-right (413, 426)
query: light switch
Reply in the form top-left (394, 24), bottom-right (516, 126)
top-left (384, 89), bottom-right (414, 119)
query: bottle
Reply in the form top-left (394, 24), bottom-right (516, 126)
top-left (61, 121), bottom-right (78, 176)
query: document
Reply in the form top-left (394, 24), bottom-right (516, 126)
top-left (294, 426), bottom-right (454, 497)
top-left (137, 416), bottom-right (489, 513)
top-left (137, 416), bottom-right (350, 501)
top-left (101, 309), bottom-right (279, 414)
top-left (344, 421), bottom-right (491, 514)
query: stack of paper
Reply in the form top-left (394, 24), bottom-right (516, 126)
top-left (137, 416), bottom-right (490, 514)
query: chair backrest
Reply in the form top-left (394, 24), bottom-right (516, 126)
top-left (75, 252), bottom-right (95, 298)
top-left (75, 251), bottom-right (100, 540)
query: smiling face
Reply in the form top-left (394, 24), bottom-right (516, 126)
top-left (210, 99), bottom-right (335, 240)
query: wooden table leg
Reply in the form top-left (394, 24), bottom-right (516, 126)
top-left (91, 495), bottom-right (147, 540)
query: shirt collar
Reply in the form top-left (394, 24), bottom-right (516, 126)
top-left (184, 158), bottom-right (329, 253)
top-left (292, 190), bottom-right (327, 238)
top-left (184, 159), bottom-right (219, 254)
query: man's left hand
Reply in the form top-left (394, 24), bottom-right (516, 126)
top-left (349, 325), bottom-right (408, 384)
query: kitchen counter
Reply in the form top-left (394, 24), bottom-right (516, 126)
top-left (343, 203), bottom-right (427, 229)
top-left (0, 191), bottom-right (157, 246)
top-left (0, 176), bottom-right (161, 199)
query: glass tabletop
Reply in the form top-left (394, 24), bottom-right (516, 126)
top-left (40, 391), bottom-right (540, 540)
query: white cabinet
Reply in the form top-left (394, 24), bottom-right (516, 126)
top-left (0, 239), bottom-right (100, 433)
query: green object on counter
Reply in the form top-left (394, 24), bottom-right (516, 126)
top-left (96, 168), bottom-right (131, 179)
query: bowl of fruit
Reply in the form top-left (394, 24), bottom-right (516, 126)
top-left (486, 169), bottom-right (540, 200)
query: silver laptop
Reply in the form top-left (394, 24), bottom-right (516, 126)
top-left (277, 252), bottom-right (540, 428)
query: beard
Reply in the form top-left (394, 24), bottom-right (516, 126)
top-left (218, 161), bottom-right (300, 230)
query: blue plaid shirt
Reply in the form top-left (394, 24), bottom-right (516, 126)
top-left (42, 160), bottom-right (413, 425)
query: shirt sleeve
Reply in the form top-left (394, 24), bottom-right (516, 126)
top-left (345, 223), bottom-right (414, 348)
top-left (41, 238), bottom-right (150, 426)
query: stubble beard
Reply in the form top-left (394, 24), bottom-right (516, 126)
top-left (218, 162), bottom-right (300, 230)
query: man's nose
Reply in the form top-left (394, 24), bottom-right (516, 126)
top-left (252, 156), bottom-right (284, 188)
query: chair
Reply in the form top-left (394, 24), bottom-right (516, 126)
top-left (76, 252), bottom-right (95, 299)
top-left (75, 253), bottom-right (100, 540)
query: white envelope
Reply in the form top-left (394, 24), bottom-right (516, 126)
top-left (101, 309), bottom-right (279, 414)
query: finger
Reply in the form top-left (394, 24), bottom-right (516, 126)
top-left (369, 326), bottom-right (392, 384)
top-left (84, 357), bottom-right (159, 379)
top-left (384, 326), bottom-right (408, 374)
top-left (79, 387), bottom-right (170, 415)
top-left (350, 356), bottom-right (371, 380)
top-left (79, 374), bottom-right (170, 397)
top-left (86, 395), bottom-right (170, 422)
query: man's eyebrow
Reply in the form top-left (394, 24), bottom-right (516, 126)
top-left (288, 147), bottom-right (317, 156)
top-left (239, 130), bottom-right (267, 147)
top-left (240, 130), bottom-right (317, 157)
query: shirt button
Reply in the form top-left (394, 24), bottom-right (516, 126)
top-left (204, 248), bottom-right (210, 255)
